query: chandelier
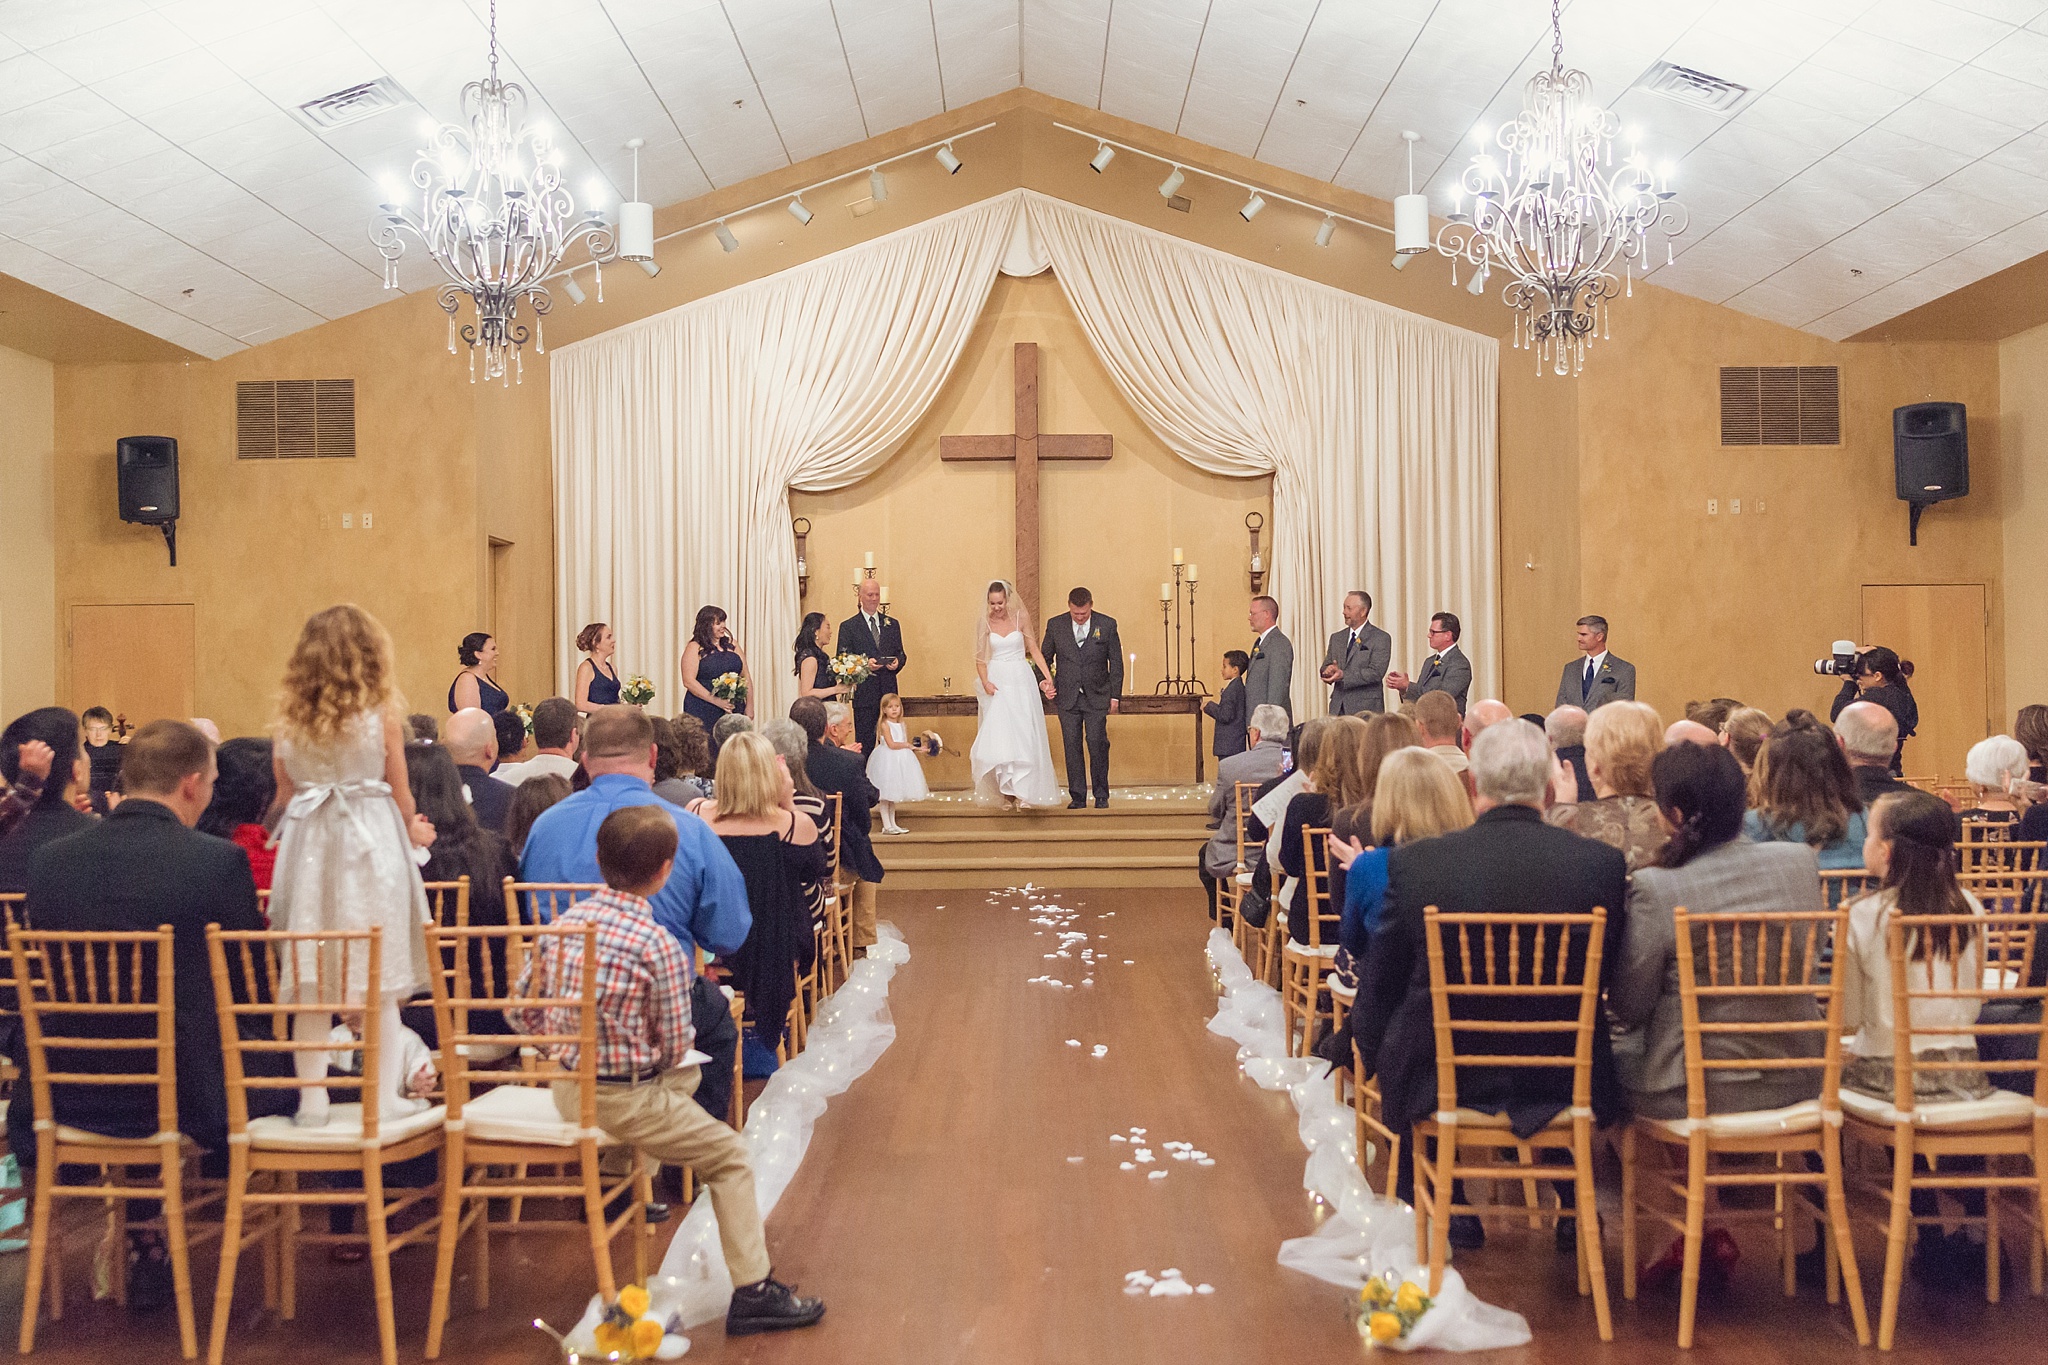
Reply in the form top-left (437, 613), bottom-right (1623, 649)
top-left (369, 0), bottom-right (613, 384)
top-left (1435, 0), bottom-right (1686, 375)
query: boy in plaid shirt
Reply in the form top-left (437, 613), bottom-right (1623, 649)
top-left (515, 805), bottom-right (824, 1336)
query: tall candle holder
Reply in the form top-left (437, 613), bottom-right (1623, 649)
top-left (792, 517), bottom-right (811, 600)
top-left (1154, 559), bottom-right (1208, 696)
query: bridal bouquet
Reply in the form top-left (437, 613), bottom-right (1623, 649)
top-left (618, 674), bottom-right (656, 706)
top-left (709, 671), bottom-right (748, 711)
top-left (830, 652), bottom-right (872, 689)
top-left (511, 702), bottom-right (535, 735)
top-left (1352, 1272), bottom-right (1435, 1348)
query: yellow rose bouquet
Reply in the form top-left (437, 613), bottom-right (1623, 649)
top-left (1352, 1272), bottom-right (1434, 1348)
top-left (537, 1282), bottom-right (688, 1361)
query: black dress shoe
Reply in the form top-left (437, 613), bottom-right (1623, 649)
top-left (1447, 1215), bottom-right (1485, 1250)
top-left (126, 1238), bottom-right (174, 1313)
top-left (1067, 797), bottom-right (1087, 810)
top-left (1094, 797), bottom-right (1109, 808)
top-left (1554, 1215), bottom-right (1577, 1253)
top-left (726, 1276), bottom-right (826, 1335)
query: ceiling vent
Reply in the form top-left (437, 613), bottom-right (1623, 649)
top-left (1636, 61), bottom-right (1752, 114)
top-left (296, 77), bottom-right (413, 131)
top-left (1720, 366), bottom-right (1839, 447)
top-left (237, 380), bottom-right (356, 460)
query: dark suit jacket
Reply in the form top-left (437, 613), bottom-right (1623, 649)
top-left (1554, 744), bottom-right (1597, 803)
top-left (807, 741), bottom-right (884, 884)
top-left (1204, 677), bottom-right (1247, 758)
top-left (836, 613), bottom-right (906, 710)
top-left (0, 801), bottom-right (94, 895)
top-left (1041, 612), bottom-right (1123, 713)
top-left (1401, 644), bottom-right (1471, 714)
top-left (460, 765), bottom-right (516, 833)
top-left (1354, 805), bottom-right (1627, 1137)
top-left (1853, 764), bottom-right (1912, 807)
top-left (13, 801), bottom-right (288, 1156)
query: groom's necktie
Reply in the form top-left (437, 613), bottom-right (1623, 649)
top-left (1582, 657), bottom-right (1595, 700)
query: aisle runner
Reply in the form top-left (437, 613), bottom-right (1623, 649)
top-left (1205, 927), bottom-right (1532, 1352)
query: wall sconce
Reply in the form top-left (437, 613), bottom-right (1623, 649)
top-left (792, 516), bottom-right (811, 600)
top-left (1246, 511), bottom-right (1267, 594)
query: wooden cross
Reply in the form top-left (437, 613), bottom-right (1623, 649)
top-left (940, 342), bottom-right (1112, 617)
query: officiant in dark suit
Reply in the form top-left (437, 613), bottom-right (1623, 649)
top-left (837, 579), bottom-right (907, 752)
top-left (1041, 587), bottom-right (1124, 809)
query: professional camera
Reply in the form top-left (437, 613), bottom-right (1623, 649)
top-left (1813, 640), bottom-right (1863, 676)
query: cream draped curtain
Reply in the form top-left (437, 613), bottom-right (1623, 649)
top-left (551, 189), bottom-right (1497, 723)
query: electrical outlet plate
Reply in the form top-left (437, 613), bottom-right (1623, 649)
top-left (1707, 498), bottom-right (1718, 515)
top-left (1755, 497), bottom-right (1766, 514)
top-left (361, 511), bottom-right (373, 529)
top-left (1731, 498), bottom-right (1741, 515)
top-left (341, 512), bottom-right (352, 529)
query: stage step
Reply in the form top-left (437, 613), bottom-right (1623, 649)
top-left (871, 793), bottom-right (1212, 889)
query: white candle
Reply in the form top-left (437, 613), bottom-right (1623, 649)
top-left (796, 558), bottom-right (807, 576)
top-left (864, 550), bottom-right (875, 568)
top-left (879, 585), bottom-right (889, 602)
top-left (1251, 553), bottom-right (1262, 572)
top-left (853, 568), bottom-right (863, 586)
top-left (1172, 547), bottom-right (1184, 565)
top-left (1160, 582), bottom-right (1172, 601)
top-left (1187, 563), bottom-right (1198, 583)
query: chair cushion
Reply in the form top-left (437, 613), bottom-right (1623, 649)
top-left (460, 1084), bottom-right (615, 1148)
top-left (247, 1102), bottom-right (445, 1151)
top-left (1638, 1100), bottom-right (1824, 1139)
top-left (1282, 942), bottom-right (1340, 961)
top-left (1839, 1086), bottom-right (2037, 1131)
top-left (1326, 975), bottom-right (1357, 1001)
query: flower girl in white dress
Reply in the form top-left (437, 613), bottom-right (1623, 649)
top-left (865, 694), bottom-right (929, 834)
top-left (268, 605), bottom-right (437, 1125)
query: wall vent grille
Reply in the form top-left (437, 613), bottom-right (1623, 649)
top-left (236, 380), bottom-right (356, 459)
top-left (1637, 61), bottom-right (1752, 113)
top-left (1720, 366), bottom-right (1839, 446)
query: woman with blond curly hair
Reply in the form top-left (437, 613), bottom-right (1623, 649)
top-left (269, 604), bottom-right (436, 1127)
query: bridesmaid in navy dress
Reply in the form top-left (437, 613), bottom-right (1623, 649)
top-left (792, 612), bottom-right (839, 701)
top-left (448, 632), bottom-right (509, 715)
top-left (573, 622), bottom-right (623, 712)
top-left (681, 605), bottom-right (753, 729)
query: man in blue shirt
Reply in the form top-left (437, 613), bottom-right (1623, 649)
top-left (521, 705), bottom-right (751, 1120)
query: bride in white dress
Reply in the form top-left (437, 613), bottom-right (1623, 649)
top-left (969, 580), bottom-right (1063, 809)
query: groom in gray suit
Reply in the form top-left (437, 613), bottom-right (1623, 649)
top-left (1554, 615), bottom-right (1636, 712)
top-left (1243, 595), bottom-right (1294, 719)
top-left (1041, 587), bottom-right (1124, 809)
top-left (1320, 590), bottom-right (1391, 716)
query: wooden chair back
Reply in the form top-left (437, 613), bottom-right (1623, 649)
top-left (821, 792), bottom-right (845, 889)
top-left (1232, 782), bottom-right (1260, 871)
top-left (1882, 911), bottom-right (2048, 1108)
top-left (1935, 780), bottom-right (1976, 810)
top-left (1819, 869), bottom-right (1880, 909)
top-left (1902, 776), bottom-right (1938, 794)
top-left (505, 881), bottom-right (604, 928)
top-left (204, 927), bottom-right (390, 1135)
top-left (9, 927), bottom-right (178, 1139)
top-left (1956, 838), bottom-right (2045, 879)
top-left (1297, 826), bottom-right (1338, 950)
top-left (425, 922), bottom-right (598, 1119)
top-left (1670, 908), bottom-right (1846, 1123)
top-left (1421, 907), bottom-right (1608, 1114)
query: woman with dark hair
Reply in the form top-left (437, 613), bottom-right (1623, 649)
top-left (0, 708), bottom-right (92, 894)
top-left (448, 631), bottom-right (509, 716)
top-left (681, 606), bottom-right (752, 728)
top-left (671, 714), bottom-right (712, 783)
top-left (652, 716), bottom-right (712, 805)
top-left (793, 612), bottom-right (837, 701)
top-left (503, 773), bottom-right (570, 859)
top-left (2015, 704), bottom-right (2048, 786)
top-left (197, 737), bottom-right (278, 891)
top-left (572, 622), bottom-right (622, 713)
top-left (401, 743), bottom-right (513, 1041)
top-left (1830, 645), bottom-right (1917, 775)
top-left (1745, 713), bottom-right (1867, 869)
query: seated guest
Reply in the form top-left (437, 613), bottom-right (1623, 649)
top-left (504, 774), bottom-right (571, 860)
top-left (408, 714), bottom-right (440, 744)
top-left (0, 709), bottom-right (94, 894)
top-left (761, 718), bottom-right (836, 929)
top-left (195, 737), bottom-right (277, 893)
top-left (520, 705), bottom-right (750, 1122)
top-left (1836, 701), bottom-right (1910, 807)
top-left (1546, 706), bottom-right (1596, 802)
top-left (1281, 717), bottom-right (1374, 944)
top-left (1329, 744), bottom-right (1474, 979)
top-left (792, 698), bottom-right (883, 956)
top-left (513, 806), bottom-right (823, 1336)
top-left (1412, 692), bottom-right (1468, 777)
top-left (1330, 713), bottom-right (1427, 851)
top-left (1545, 700), bottom-right (1668, 872)
top-left (1253, 719), bottom-right (1327, 913)
top-left (1200, 704), bottom-right (1290, 913)
top-left (823, 702), bottom-right (861, 753)
top-left (1665, 719), bottom-right (1719, 747)
top-left (446, 707), bottom-right (517, 833)
top-left (1612, 743), bottom-right (1825, 1121)
top-left (1353, 720), bottom-right (1627, 1215)
top-left (2017, 703), bottom-right (2048, 787)
top-left (402, 743), bottom-right (515, 1042)
top-left (10, 721), bottom-right (293, 1305)
top-left (493, 709), bottom-right (531, 772)
top-left (711, 712), bottom-right (754, 768)
top-left (652, 717), bottom-right (713, 806)
top-left (671, 716), bottom-right (714, 796)
top-left (1720, 706), bottom-right (1772, 777)
top-left (494, 698), bottom-right (581, 787)
top-left (686, 733), bottom-right (825, 1058)
top-left (1744, 712), bottom-right (1867, 870)
top-left (1459, 700), bottom-right (1513, 767)
top-left (80, 706), bottom-right (124, 815)
top-left (1958, 735), bottom-right (2028, 832)
top-left (0, 737), bottom-right (53, 839)
top-left (1686, 698), bottom-right (1742, 734)
top-left (1204, 651), bottom-right (1250, 760)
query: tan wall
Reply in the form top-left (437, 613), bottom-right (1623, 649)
top-left (0, 343), bottom-right (55, 722)
top-left (2000, 321), bottom-right (2048, 718)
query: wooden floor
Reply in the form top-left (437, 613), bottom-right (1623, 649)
top-left (6, 886), bottom-right (2048, 1363)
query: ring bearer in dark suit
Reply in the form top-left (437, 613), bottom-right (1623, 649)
top-left (1388, 612), bottom-right (1473, 715)
top-left (836, 579), bottom-right (908, 753)
top-left (1553, 615), bottom-right (1636, 713)
top-left (1320, 590), bottom-right (1391, 716)
top-left (1040, 587), bottom-right (1124, 809)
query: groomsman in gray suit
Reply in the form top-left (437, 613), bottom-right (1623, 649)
top-left (1242, 595), bottom-right (1294, 719)
top-left (1320, 590), bottom-right (1391, 716)
top-left (1554, 614), bottom-right (1636, 712)
top-left (1388, 611), bottom-right (1473, 714)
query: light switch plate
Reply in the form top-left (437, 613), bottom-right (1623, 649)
top-left (341, 512), bottom-right (353, 529)
top-left (1731, 498), bottom-right (1741, 515)
top-left (1707, 498), bottom-right (1718, 515)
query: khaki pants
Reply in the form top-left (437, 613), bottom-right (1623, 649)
top-left (849, 877), bottom-right (878, 949)
top-left (554, 1066), bottom-right (769, 1286)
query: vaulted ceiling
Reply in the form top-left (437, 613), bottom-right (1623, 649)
top-left (4, 0), bottom-right (2047, 359)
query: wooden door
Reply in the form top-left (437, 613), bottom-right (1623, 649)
top-left (1861, 584), bottom-right (1988, 784)
top-left (68, 603), bottom-right (195, 729)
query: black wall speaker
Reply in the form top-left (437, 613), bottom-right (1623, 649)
top-left (1893, 403), bottom-right (1967, 545)
top-left (116, 436), bottom-right (179, 565)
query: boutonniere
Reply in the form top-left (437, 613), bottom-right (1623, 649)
top-left (1091, 628), bottom-right (1101, 641)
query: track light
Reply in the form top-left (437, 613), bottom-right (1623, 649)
top-left (787, 197), bottom-right (813, 226)
top-left (869, 167), bottom-right (888, 203)
top-left (618, 137), bottom-right (653, 261)
top-left (1314, 215), bottom-right (1335, 248)
top-left (637, 259), bottom-right (661, 279)
top-left (714, 221), bottom-right (739, 253)
top-left (1089, 142), bottom-right (1116, 174)
top-left (1391, 251), bottom-right (1413, 270)
top-left (1239, 192), bottom-right (1265, 222)
top-left (1394, 131), bottom-right (1429, 255)
top-left (1157, 165), bottom-right (1185, 198)
top-left (562, 274), bottom-right (585, 304)
top-left (1466, 264), bottom-right (1489, 296)
top-left (936, 143), bottom-right (962, 174)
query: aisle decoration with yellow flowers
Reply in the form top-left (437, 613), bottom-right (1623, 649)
top-left (1352, 1271), bottom-right (1434, 1349)
top-left (536, 1281), bottom-right (689, 1361)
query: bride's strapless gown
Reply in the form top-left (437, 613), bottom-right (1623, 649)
top-left (970, 631), bottom-right (1062, 807)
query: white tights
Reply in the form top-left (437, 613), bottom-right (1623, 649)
top-left (293, 990), bottom-right (424, 1125)
top-left (879, 800), bottom-right (900, 831)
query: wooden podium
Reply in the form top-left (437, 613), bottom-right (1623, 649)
top-left (896, 693), bottom-right (1210, 783)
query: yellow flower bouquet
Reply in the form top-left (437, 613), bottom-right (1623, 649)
top-left (1352, 1272), bottom-right (1434, 1348)
top-left (537, 1281), bottom-right (688, 1361)
top-left (618, 674), bottom-right (655, 706)
top-left (709, 671), bottom-right (748, 711)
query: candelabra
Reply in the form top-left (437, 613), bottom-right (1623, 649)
top-left (1245, 512), bottom-right (1267, 594)
top-left (793, 517), bottom-right (811, 600)
top-left (1155, 555), bottom-right (1207, 696)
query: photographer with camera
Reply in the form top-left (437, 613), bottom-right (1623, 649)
top-left (1818, 642), bottom-right (1917, 776)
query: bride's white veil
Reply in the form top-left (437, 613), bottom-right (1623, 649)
top-left (974, 579), bottom-right (1032, 663)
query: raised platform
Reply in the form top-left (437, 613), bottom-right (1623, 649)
top-left (874, 786), bottom-right (1212, 890)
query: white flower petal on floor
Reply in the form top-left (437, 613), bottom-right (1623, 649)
top-left (1091, 1044), bottom-right (1108, 1058)
top-left (1147, 1170), bottom-right (1168, 1181)
top-left (1196, 1284), bottom-right (1215, 1295)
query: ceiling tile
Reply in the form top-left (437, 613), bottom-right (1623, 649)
top-left (1855, 0), bottom-right (2016, 63)
top-left (1809, 28), bottom-right (1961, 95)
top-left (0, 87), bottom-right (127, 153)
top-left (0, 54), bottom-right (79, 116)
top-left (0, 0), bottom-right (153, 51)
top-left (37, 11), bottom-right (193, 83)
